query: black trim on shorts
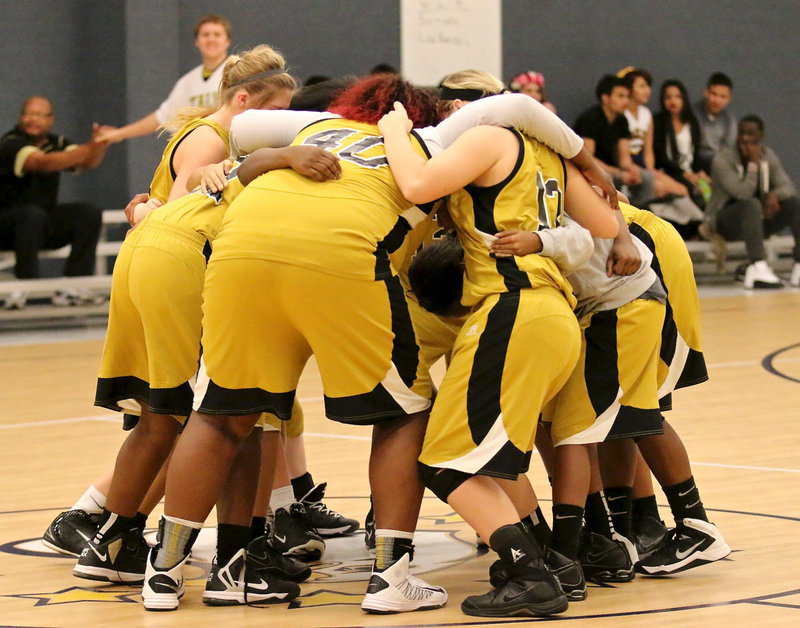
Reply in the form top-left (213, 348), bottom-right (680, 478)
top-left (466, 292), bottom-right (520, 445)
top-left (605, 406), bottom-right (664, 440)
top-left (385, 274), bottom-right (420, 387)
top-left (658, 392), bottom-right (672, 412)
top-left (479, 440), bottom-right (529, 480)
top-left (323, 385), bottom-right (408, 425)
top-left (197, 379), bottom-right (295, 419)
top-left (95, 376), bottom-right (193, 417)
top-left (583, 309), bottom-right (622, 418)
top-left (377, 215), bottom-right (412, 258)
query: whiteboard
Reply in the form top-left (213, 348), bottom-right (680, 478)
top-left (400, 0), bottom-right (503, 86)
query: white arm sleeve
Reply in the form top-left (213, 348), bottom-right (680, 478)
top-left (421, 94), bottom-right (584, 157)
top-left (228, 110), bottom-right (339, 157)
top-left (537, 215), bottom-right (594, 275)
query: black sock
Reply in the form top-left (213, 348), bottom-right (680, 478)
top-left (522, 506), bottom-right (552, 549)
top-left (550, 504), bottom-right (583, 560)
top-left (216, 524), bottom-right (251, 566)
top-left (94, 509), bottom-right (136, 542)
top-left (663, 476), bottom-right (707, 523)
top-left (250, 516), bottom-right (267, 540)
top-left (604, 486), bottom-right (633, 538)
top-left (291, 472), bottom-right (315, 500)
top-left (584, 492), bottom-right (615, 538)
top-left (132, 512), bottom-right (148, 532)
top-left (489, 522), bottom-right (541, 566)
top-left (632, 494), bottom-right (661, 528)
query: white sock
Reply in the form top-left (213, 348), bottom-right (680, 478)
top-left (270, 485), bottom-right (296, 513)
top-left (71, 485), bottom-right (106, 514)
top-left (163, 514), bottom-right (203, 529)
top-left (376, 528), bottom-right (414, 540)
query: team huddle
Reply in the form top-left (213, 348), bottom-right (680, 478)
top-left (39, 33), bottom-right (730, 619)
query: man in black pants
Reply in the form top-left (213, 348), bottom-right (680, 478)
top-left (0, 96), bottom-right (110, 307)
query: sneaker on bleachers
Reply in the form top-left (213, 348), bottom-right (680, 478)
top-left (299, 482), bottom-right (359, 537)
top-left (270, 502), bottom-right (325, 561)
top-left (52, 288), bottom-right (107, 306)
top-left (790, 262), bottom-right (800, 287)
top-left (42, 509), bottom-right (102, 556)
top-left (635, 518), bottom-right (730, 575)
top-left (2, 290), bottom-right (27, 310)
top-left (743, 260), bottom-right (783, 289)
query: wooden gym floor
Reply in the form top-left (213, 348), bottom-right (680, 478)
top-left (1, 288), bottom-right (799, 627)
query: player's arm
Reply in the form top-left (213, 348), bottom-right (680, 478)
top-left (238, 146), bottom-right (340, 186)
top-left (228, 110), bottom-right (339, 157)
top-left (168, 126), bottom-right (227, 201)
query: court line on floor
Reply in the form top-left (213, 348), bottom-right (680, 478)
top-left (2, 412), bottom-right (798, 475)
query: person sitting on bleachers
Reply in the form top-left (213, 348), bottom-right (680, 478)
top-left (0, 96), bottom-right (110, 308)
top-left (707, 115), bottom-right (800, 289)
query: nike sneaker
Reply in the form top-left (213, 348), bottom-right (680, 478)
top-left (361, 553), bottom-right (447, 614)
top-left (635, 518), bottom-right (730, 575)
top-left (249, 532), bottom-right (311, 583)
top-left (73, 527), bottom-right (149, 583)
top-left (461, 556), bottom-right (568, 618)
top-left (364, 501), bottom-right (376, 550)
top-left (579, 531), bottom-right (635, 583)
top-left (271, 502), bottom-right (325, 561)
top-left (42, 509), bottom-right (102, 556)
top-left (142, 549), bottom-right (189, 612)
top-left (634, 513), bottom-right (669, 560)
top-left (203, 548), bottom-right (300, 606)
top-left (299, 482), bottom-right (359, 537)
top-left (490, 548), bottom-right (586, 602)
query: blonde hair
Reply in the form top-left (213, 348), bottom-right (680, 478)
top-left (163, 44), bottom-right (297, 133)
top-left (438, 69), bottom-right (505, 116)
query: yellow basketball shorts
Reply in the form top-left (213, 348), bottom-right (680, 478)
top-left (195, 258), bottom-right (432, 424)
top-left (543, 298), bottom-right (666, 446)
top-left (95, 221), bottom-right (207, 418)
top-left (406, 295), bottom-right (466, 370)
top-left (628, 212), bottom-right (708, 410)
top-left (418, 287), bottom-right (580, 480)
top-left (259, 398), bottom-right (304, 437)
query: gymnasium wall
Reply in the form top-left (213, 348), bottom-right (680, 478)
top-left (0, 0), bottom-right (797, 207)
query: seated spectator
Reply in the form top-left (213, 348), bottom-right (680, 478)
top-left (620, 67), bottom-right (689, 199)
top-left (694, 72), bottom-right (736, 172)
top-left (573, 74), bottom-right (654, 207)
top-left (0, 96), bottom-right (109, 308)
top-left (507, 70), bottom-right (557, 113)
top-left (708, 115), bottom-right (800, 289)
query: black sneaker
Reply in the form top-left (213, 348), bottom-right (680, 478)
top-left (636, 518), bottom-right (730, 575)
top-left (73, 527), bottom-right (149, 584)
top-left (545, 549), bottom-right (587, 601)
top-left (579, 532), bottom-right (635, 583)
top-left (364, 502), bottom-right (376, 550)
top-left (462, 558), bottom-right (568, 618)
top-left (734, 263), bottom-right (748, 282)
top-left (634, 514), bottom-right (669, 560)
top-left (42, 509), bottom-right (102, 556)
top-left (300, 483), bottom-right (359, 537)
top-left (271, 502), bottom-right (325, 561)
top-left (250, 532), bottom-right (311, 582)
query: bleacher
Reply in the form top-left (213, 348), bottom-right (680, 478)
top-left (0, 210), bottom-right (127, 322)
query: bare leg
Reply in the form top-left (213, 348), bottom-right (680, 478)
top-left (637, 420), bottom-right (693, 487)
top-left (632, 452), bottom-right (656, 499)
top-left (369, 410), bottom-right (428, 532)
top-left (105, 409), bottom-right (179, 518)
top-left (448, 476), bottom-right (520, 542)
top-left (138, 445), bottom-right (173, 516)
top-left (495, 475), bottom-right (538, 518)
top-left (553, 444), bottom-right (591, 507)
top-left (91, 467), bottom-right (115, 498)
top-left (285, 434), bottom-right (308, 479)
top-left (252, 430), bottom-right (281, 518)
top-left (597, 438), bottom-right (638, 488)
top-left (653, 170), bottom-right (689, 197)
top-left (534, 423), bottom-right (556, 479)
top-left (164, 412), bottom-right (260, 522)
top-left (216, 427), bottom-right (262, 527)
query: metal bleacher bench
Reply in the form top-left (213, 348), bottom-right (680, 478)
top-left (0, 209), bottom-right (127, 319)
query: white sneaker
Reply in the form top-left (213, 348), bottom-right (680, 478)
top-left (2, 290), bottom-right (27, 310)
top-left (52, 288), bottom-right (107, 306)
top-left (142, 548), bottom-right (188, 612)
top-left (361, 553), bottom-right (447, 614)
top-left (635, 518), bottom-right (730, 575)
top-left (790, 262), bottom-right (800, 287)
top-left (743, 260), bottom-right (783, 289)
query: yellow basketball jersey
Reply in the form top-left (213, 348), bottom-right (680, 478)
top-left (213, 118), bottom-right (431, 281)
top-left (148, 118), bottom-right (229, 204)
top-left (448, 130), bottom-right (576, 307)
top-left (144, 160), bottom-right (245, 242)
top-left (388, 200), bottom-right (446, 297)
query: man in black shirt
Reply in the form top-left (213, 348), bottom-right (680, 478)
top-left (574, 75), bottom-right (653, 206)
top-left (0, 96), bottom-right (110, 305)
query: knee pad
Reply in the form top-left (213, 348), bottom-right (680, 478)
top-left (418, 462), bottom-right (472, 503)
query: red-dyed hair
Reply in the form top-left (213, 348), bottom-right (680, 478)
top-left (327, 74), bottom-right (439, 127)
